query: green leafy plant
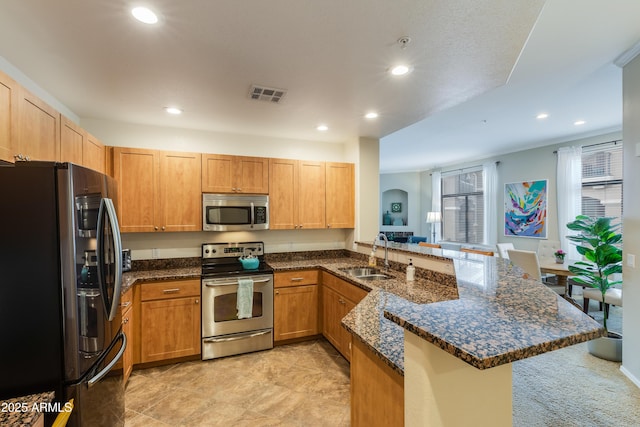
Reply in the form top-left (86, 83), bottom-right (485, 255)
top-left (566, 215), bottom-right (622, 331)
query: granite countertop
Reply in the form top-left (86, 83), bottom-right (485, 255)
top-left (119, 249), bottom-right (605, 376)
top-left (0, 391), bottom-right (55, 426)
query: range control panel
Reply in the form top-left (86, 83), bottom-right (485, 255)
top-left (202, 241), bottom-right (264, 259)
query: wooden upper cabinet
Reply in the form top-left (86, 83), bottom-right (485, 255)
top-left (15, 86), bottom-right (59, 161)
top-left (83, 133), bottom-right (106, 173)
top-left (0, 70), bottom-right (18, 163)
top-left (298, 160), bottom-right (326, 229)
top-left (269, 158), bottom-right (325, 230)
top-left (326, 162), bottom-right (355, 228)
top-left (202, 154), bottom-right (268, 194)
top-left (113, 147), bottom-right (201, 233)
top-left (60, 115), bottom-right (85, 165)
top-left (159, 150), bottom-right (202, 231)
top-left (113, 147), bottom-right (159, 233)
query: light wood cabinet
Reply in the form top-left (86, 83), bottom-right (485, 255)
top-left (83, 132), bottom-right (105, 173)
top-left (14, 86), bottom-right (59, 161)
top-left (0, 70), bottom-right (18, 163)
top-left (120, 288), bottom-right (134, 385)
top-left (269, 158), bottom-right (326, 229)
top-left (351, 338), bottom-right (404, 427)
top-left (113, 147), bottom-right (201, 232)
top-left (321, 272), bottom-right (368, 361)
top-left (60, 115), bottom-right (84, 165)
top-left (202, 154), bottom-right (269, 194)
top-left (274, 270), bottom-right (319, 342)
top-left (140, 279), bottom-right (200, 363)
top-left (325, 162), bottom-right (355, 228)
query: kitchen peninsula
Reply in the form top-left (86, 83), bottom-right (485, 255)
top-left (121, 246), bottom-right (604, 427)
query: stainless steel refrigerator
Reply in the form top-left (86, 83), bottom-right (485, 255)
top-left (0, 161), bottom-right (126, 426)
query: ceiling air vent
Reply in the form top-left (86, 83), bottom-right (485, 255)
top-left (249, 85), bottom-right (287, 104)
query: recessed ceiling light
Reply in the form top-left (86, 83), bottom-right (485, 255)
top-left (536, 113), bottom-right (549, 119)
top-left (390, 65), bottom-right (411, 76)
top-left (165, 107), bottom-right (182, 115)
top-left (317, 124), bottom-right (329, 131)
top-left (365, 112), bottom-right (378, 119)
top-left (132, 6), bottom-right (158, 24)
top-left (574, 120), bottom-right (586, 126)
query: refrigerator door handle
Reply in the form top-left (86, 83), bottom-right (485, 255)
top-left (87, 331), bottom-right (126, 388)
top-left (97, 198), bottom-right (124, 321)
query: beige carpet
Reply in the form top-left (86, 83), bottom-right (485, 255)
top-left (513, 303), bottom-right (639, 426)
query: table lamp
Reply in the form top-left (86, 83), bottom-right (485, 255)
top-left (426, 211), bottom-right (441, 243)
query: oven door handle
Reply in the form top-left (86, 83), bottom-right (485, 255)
top-left (203, 330), bottom-right (271, 343)
top-left (204, 277), bottom-right (271, 287)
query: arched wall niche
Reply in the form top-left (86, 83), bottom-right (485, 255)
top-left (381, 189), bottom-right (408, 227)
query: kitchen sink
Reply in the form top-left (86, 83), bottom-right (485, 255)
top-left (339, 267), bottom-right (392, 280)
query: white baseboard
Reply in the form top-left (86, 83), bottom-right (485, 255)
top-left (620, 365), bottom-right (640, 389)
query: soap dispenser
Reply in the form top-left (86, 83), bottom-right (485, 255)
top-left (406, 258), bottom-right (415, 281)
top-left (368, 250), bottom-right (377, 267)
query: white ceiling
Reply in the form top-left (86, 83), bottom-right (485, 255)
top-left (1, 1), bottom-right (639, 173)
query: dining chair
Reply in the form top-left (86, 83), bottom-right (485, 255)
top-left (583, 287), bottom-right (623, 317)
top-left (536, 239), bottom-right (562, 288)
top-left (461, 248), bottom-right (495, 256)
top-left (418, 242), bottom-right (441, 248)
top-left (496, 243), bottom-right (515, 259)
top-left (507, 249), bottom-right (565, 295)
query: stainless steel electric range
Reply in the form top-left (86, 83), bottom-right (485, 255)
top-left (200, 241), bottom-right (274, 360)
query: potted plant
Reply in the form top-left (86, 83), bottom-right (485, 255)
top-left (554, 249), bottom-right (566, 264)
top-left (566, 215), bottom-right (623, 361)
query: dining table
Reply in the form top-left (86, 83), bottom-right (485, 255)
top-left (539, 257), bottom-right (583, 307)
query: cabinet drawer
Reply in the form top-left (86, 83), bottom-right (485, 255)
top-left (141, 279), bottom-right (200, 301)
top-left (120, 287), bottom-right (133, 310)
top-left (322, 272), bottom-right (368, 304)
top-left (274, 269), bottom-right (318, 288)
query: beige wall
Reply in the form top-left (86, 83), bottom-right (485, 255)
top-left (621, 53), bottom-right (640, 386)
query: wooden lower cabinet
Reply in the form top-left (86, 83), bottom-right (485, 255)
top-left (274, 270), bottom-right (319, 342)
top-left (122, 301), bottom-right (134, 384)
top-left (321, 272), bottom-right (367, 361)
top-left (139, 279), bottom-right (201, 363)
top-left (351, 338), bottom-right (404, 427)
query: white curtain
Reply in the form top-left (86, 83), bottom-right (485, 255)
top-left (556, 146), bottom-right (582, 259)
top-left (483, 161), bottom-right (498, 246)
top-left (431, 171), bottom-right (442, 243)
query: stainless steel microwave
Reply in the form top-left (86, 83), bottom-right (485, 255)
top-left (203, 194), bottom-right (269, 231)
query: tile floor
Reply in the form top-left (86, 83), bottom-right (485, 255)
top-left (125, 338), bottom-right (351, 426)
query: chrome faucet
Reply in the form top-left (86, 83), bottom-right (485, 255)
top-left (373, 233), bottom-right (390, 270)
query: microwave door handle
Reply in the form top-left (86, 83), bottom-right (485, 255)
top-left (87, 332), bottom-right (126, 388)
top-left (250, 202), bottom-right (255, 227)
top-left (97, 198), bottom-right (124, 321)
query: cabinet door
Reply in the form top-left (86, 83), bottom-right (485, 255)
top-left (140, 296), bottom-right (200, 362)
top-left (235, 156), bottom-right (269, 194)
top-left (122, 305), bottom-right (134, 384)
top-left (201, 153), bottom-right (234, 193)
top-left (269, 158), bottom-right (298, 229)
top-left (159, 151), bottom-right (202, 231)
top-left (326, 162), bottom-right (355, 228)
top-left (113, 147), bottom-right (159, 232)
top-left (298, 160), bottom-right (326, 229)
top-left (16, 87), bottom-right (59, 161)
top-left (0, 70), bottom-right (17, 163)
top-left (322, 285), bottom-right (345, 355)
top-left (83, 133), bottom-right (105, 173)
top-left (60, 115), bottom-right (84, 164)
top-left (274, 284), bottom-right (319, 341)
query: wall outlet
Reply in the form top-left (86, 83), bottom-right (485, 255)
top-left (151, 248), bottom-right (159, 259)
top-left (627, 253), bottom-right (636, 268)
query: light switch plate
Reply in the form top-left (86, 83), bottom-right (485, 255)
top-left (627, 253), bottom-right (636, 268)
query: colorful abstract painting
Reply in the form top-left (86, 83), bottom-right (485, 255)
top-left (504, 180), bottom-right (547, 238)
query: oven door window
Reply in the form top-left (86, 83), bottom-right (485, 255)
top-left (214, 292), bottom-right (263, 322)
top-left (206, 206), bottom-right (252, 225)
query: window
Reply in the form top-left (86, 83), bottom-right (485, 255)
top-left (581, 141), bottom-right (623, 220)
top-left (441, 168), bottom-right (484, 244)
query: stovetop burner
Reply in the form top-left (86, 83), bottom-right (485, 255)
top-left (201, 241), bottom-right (273, 278)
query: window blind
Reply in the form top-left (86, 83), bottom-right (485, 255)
top-left (441, 169), bottom-right (484, 244)
top-left (581, 141), bottom-right (623, 221)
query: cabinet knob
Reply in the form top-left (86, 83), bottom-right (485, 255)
top-left (123, 318), bottom-right (129, 324)
top-left (154, 226), bottom-right (159, 231)
top-left (275, 290), bottom-right (280, 295)
top-left (161, 226), bottom-right (165, 231)
top-left (327, 224), bottom-right (331, 228)
top-left (195, 299), bottom-right (199, 304)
